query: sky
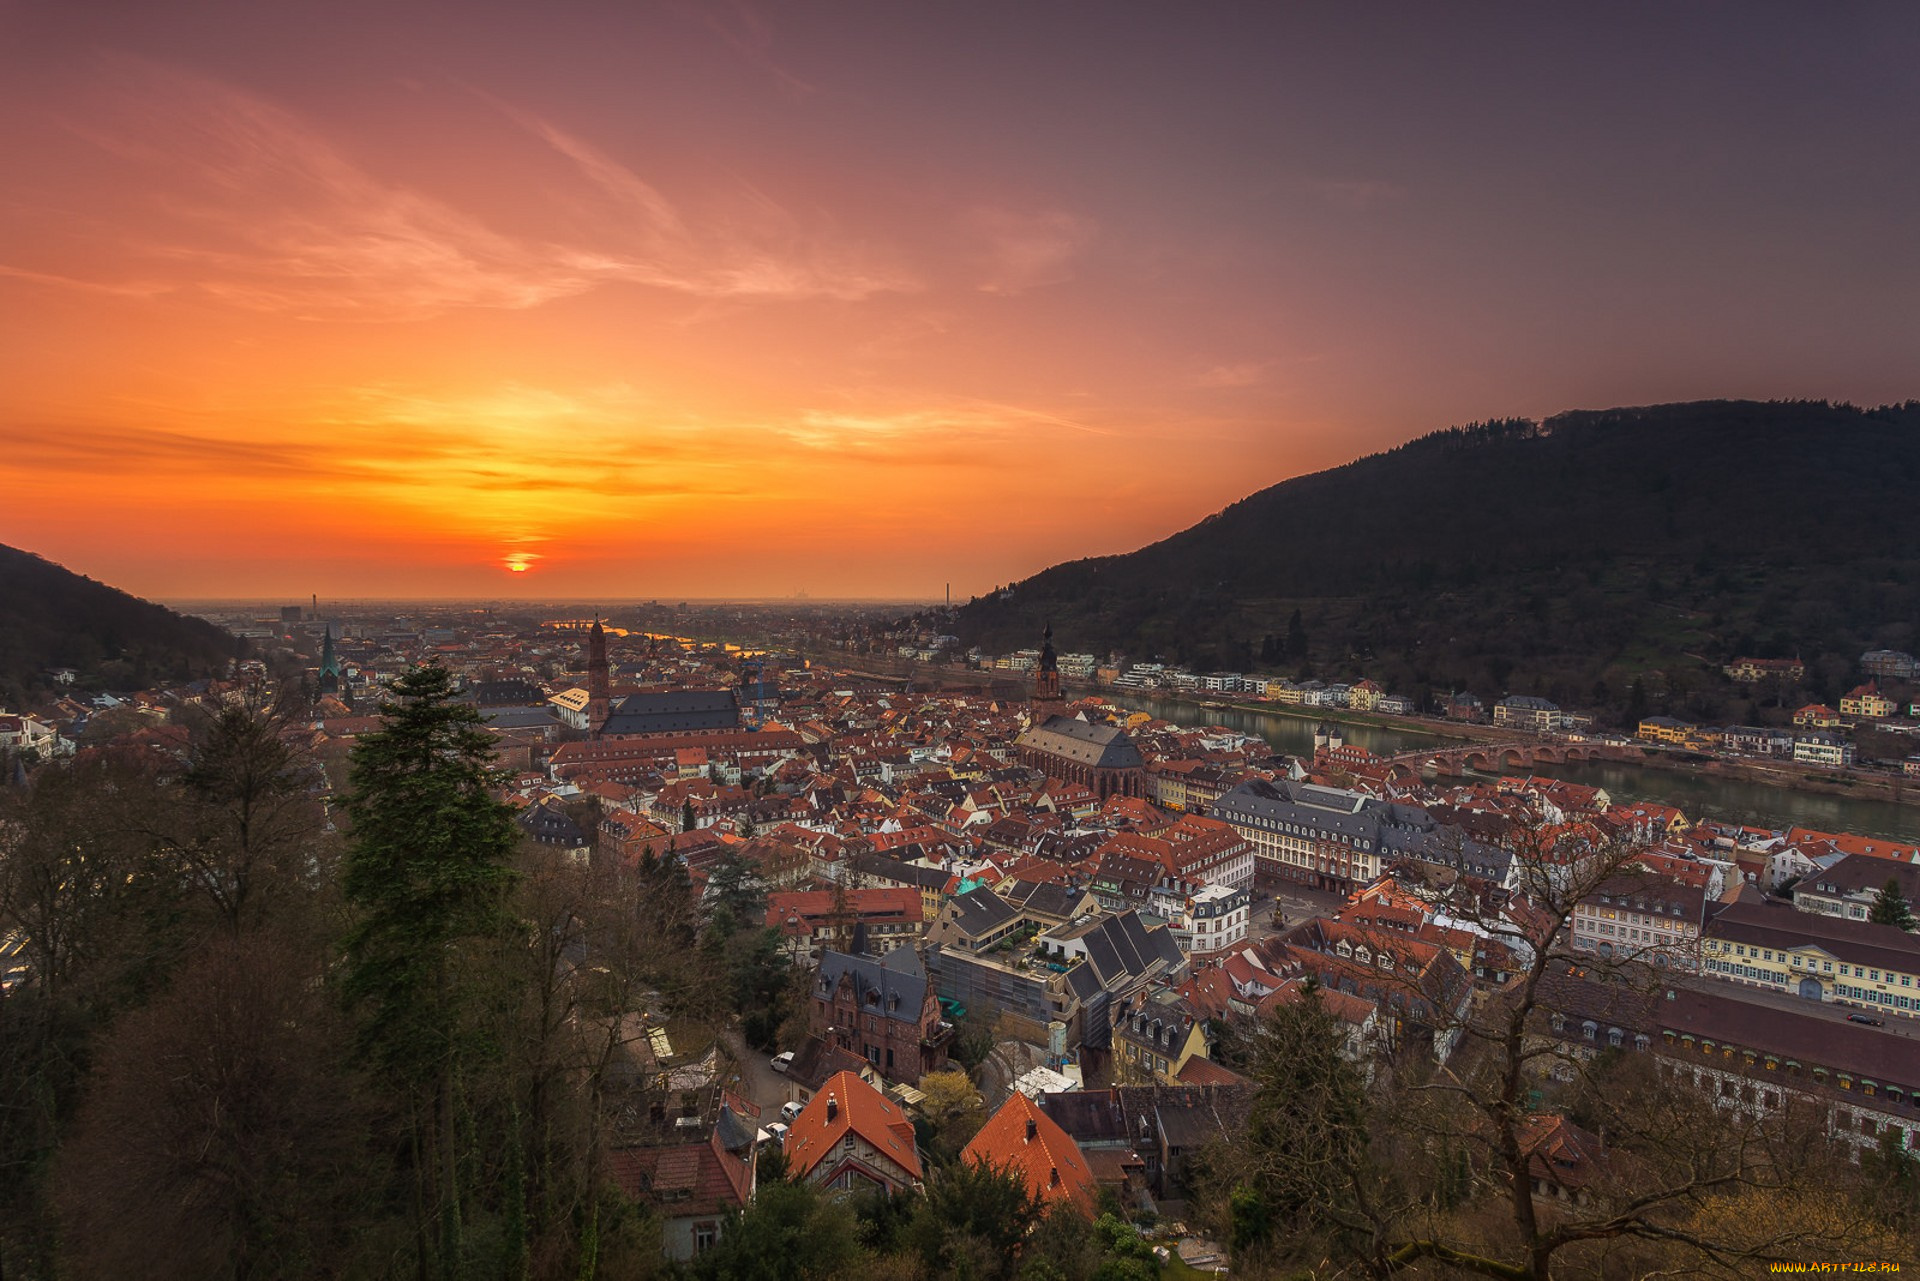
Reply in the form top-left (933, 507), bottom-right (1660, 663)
top-left (2, 1), bottom-right (1917, 603)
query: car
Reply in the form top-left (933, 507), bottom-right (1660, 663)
top-left (762, 1121), bottom-right (790, 1146)
top-left (1846, 1012), bottom-right (1884, 1026)
top-left (780, 1100), bottom-right (805, 1122)
top-left (770, 1051), bottom-right (795, 1074)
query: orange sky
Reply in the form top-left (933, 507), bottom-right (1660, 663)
top-left (4, 4), bottom-right (1917, 602)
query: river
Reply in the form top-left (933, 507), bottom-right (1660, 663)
top-left (1102, 691), bottom-right (1920, 843)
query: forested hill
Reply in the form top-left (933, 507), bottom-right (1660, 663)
top-left (0, 543), bottom-right (242, 705)
top-left (950, 400), bottom-right (1920, 717)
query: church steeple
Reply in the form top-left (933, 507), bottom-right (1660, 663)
top-left (317, 624), bottom-right (342, 698)
top-left (1030, 621), bottom-right (1063, 721)
top-left (587, 617), bottom-right (610, 735)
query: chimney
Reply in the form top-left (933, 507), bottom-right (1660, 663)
top-left (826, 1094), bottom-right (838, 1123)
top-left (1025, 1117), bottom-right (1037, 1142)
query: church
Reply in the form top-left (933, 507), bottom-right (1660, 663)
top-left (1012, 626), bottom-right (1147, 800)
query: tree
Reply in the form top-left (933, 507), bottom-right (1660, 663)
top-left (156, 691), bottom-right (327, 932)
top-left (54, 933), bottom-right (376, 1281)
top-left (1197, 812), bottom-right (1901, 1279)
top-left (338, 663), bottom-right (519, 1280)
top-left (1868, 878), bottom-right (1916, 931)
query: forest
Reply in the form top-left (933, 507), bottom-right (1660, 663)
top-left (0, 543), bottom-right (244, 709)
top-left (949, 400), bottom-right (1920, 723)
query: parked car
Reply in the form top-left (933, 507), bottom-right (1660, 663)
top-left (771, 1051), bottom-right (795, 1074)
top-left (781, 1100), bottom-right (805, 1122)
top-left (1846, 1012), bottom-right (1884, 1026)
top-left (763, 1121), bottom-right (790, 1146)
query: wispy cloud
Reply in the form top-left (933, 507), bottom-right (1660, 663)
top-left (28, 57), bottom-right (913, 319)
top-left (963, 206), bottom-right (1099, 295)
top-left (1193, 360), bottom-right (1274, 389)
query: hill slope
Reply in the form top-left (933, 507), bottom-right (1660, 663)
top-left (951, 400), bottom-right (1920, 721)
top-left (0, 544), bottom-right (242, 705)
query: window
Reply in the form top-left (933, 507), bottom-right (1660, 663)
top-left (694, 1223), bottom-right (718, 1253)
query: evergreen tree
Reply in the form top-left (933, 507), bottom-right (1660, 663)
top-left (1285, 608), bottom-right (1309, 659)
top-left (339, 662), bottom-right (519, 1280)
top-left (1868, 878), bottom-right (1916, 931)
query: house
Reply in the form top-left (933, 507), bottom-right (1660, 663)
top-left (1724, 657), bottom-right (1806, 684)
top-left (606, 1116), bottom-right (756, 1260)
top-left (767, 887), bottom-right (923, 964)
top-left (1569, 869), bottom-right (1708, 970)
top-left (1839, 682), bottom-right (1896, 720)
top-left (1792, 854), bottom-right (1920, 924)
top-left (1793, 734), bottom-right (1855, 769)
top-left (810, 950), bottom-right (952, 1082)
top-left (781, 1034), bottom-right (876, 1106)
top-left (1494, 696), bottom-right (1565, 734)
top-left (1861, 650), bottom-right (1918, 681)
top-left (1112, 992), bottom-right (1210, 1086)
top-left (783, 1070), bottom-right (923, 1195)
top-left (1793, 704), bottom-right (1844, 730)
top-left (1516, 1114), bottom-right (1612, 1208)
top-left (1635, 715), bottom-right (1697, 745)
top-left (962, 1092), bottom-right (1098, 1219)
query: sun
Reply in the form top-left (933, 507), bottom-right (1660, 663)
top-left (502, 552), bottom-right (541, 574)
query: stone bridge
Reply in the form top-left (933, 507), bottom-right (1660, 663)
top-left (1379, 739), bottom-right (1645, 783)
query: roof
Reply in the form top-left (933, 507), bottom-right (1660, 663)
top-left (962, 1092), bottom-right (1098, 1219)
top-left (605, 1128), bottom-right (752, 1219)
top-left (816, 950), bottom-right (931, 1026)
top-left (1016, 716), bottom-right (1146, 771)
top-left (784, 1070), bottom-right (922, 1182)
top-left (602, 689), bottom-right (740, 737)
top-left (1706, 898), bottom-right (1920, 973)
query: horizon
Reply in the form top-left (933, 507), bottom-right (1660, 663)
top-left (5, 3), bottom-right (1918, 599)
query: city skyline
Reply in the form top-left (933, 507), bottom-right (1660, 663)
top-left (3, 2), bottom-right (1917, 600)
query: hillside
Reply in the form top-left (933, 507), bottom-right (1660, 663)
top-left (949, 400), bottom-right (1920, 724)
top-left (0, 544), bottom-right (242, 706)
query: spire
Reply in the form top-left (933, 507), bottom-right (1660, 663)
top-left (587, 614), bottom-right (611, 736)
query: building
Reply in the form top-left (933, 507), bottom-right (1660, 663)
top-left (1702, 897), bottom-right (1920, 1018)
top-left (809, 949), bottom-right (952, 1082)
top-left (586, 619), bottom-right (611, 729)
top-left (1861, 650), bottom-right (1918, 681)
top-left (1211, 777), bottom-right (1442, 896)
top-left (601, 689), bottom-right (740, 738)
top-left (1538, 968), bottom-right (1919, 1160)
top-left (1569, 870), bottom-right (1708, 969)
top-left (1793, 734), bottom-right (1855, 769)
top-left (961, 1092), bottom-right (1098, 1219)
top-left (1839, 682), bottom-right (1896, 720)
top-left (1112, 992), bottom-right (1210, 1086)
top-left (1493, 695), bottom-right (1564, 734)
top-left (1635, 715), bottom-right (1698, 745)
top-left (606, 1117), bottom-right (756, 1260)
top-left (1166, 884), bottom-right (1250, 960)
top-left (1015, 716), bottom-right (1148, 800)
top-left (1725, 657), bottom-right (1806, 684)
top-left (783, 1070), bottom-right (923, 1195)
top-left (1794, 855), bottom-right (1920, 924)
top-left (768, 887), bottom-right (924, 964)
top-left (1029, 624), bottom-right (1067, 724)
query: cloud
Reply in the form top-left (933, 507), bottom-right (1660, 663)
top-left (1193, 361), bottom-right (1274, 389)
top-left (962, 206), bottom-right (1099, 295)
top-left (30, 58), bottom-right (913, 319)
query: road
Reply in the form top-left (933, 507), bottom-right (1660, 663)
top-left (718, 1024), bottom-right (793, 1123)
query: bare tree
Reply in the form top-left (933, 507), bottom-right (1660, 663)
top-left (1203, 812), bottom-right (1913, 1278)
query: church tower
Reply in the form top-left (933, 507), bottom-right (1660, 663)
top-left (587, 618), bottom-right (610, 735)
top-left (1030, 622), bottom-right (1064, 723)
top-left (317, 624), bottom-right (342, 699)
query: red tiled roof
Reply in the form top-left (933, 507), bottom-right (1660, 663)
top-left (784, 1070), bottom-right (922, 1183)
top-left (961, 1092), bottom-right (1097, 1219)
